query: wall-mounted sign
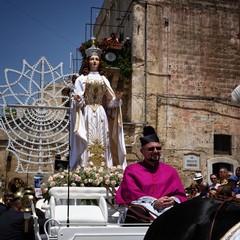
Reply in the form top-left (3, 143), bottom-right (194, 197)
top-left (183, 154), bottom-right (200, 170)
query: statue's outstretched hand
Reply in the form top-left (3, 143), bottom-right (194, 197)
top-left (115, 91), bottom-right (123, 100)
top-left (73, 95), bottom-right (80, 101)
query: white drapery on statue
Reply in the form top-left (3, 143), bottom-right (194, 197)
top-left (70, 72), bottom-right (126, 169)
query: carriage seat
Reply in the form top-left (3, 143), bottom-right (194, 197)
top-left (48, 187), bottom-right (108, 225)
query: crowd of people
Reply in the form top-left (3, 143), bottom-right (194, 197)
top-left (0, 189), bottom-right (46, 240)
top-left (185, 167), bottom-right (240, 200)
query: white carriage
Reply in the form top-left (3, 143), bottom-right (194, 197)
top-left (33, 187), bottom-right (149, 240)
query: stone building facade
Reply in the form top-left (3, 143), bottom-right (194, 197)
top-left (94, 0), bottom-right (240, 187)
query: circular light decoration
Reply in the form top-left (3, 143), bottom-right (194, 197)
top-left (105, 52), bottom-right (116, 62)
top-left (0, 57), bottom-right (74, 173)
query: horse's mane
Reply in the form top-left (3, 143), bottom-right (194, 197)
top-left (208, 195), bottom-right (240, 206)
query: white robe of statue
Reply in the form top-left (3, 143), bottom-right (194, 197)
top-left (70, 71), bottom-right (126, 169)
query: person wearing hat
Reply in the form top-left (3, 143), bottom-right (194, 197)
top-left (227, 174), bottom-right (239, 195)
top-left (70, 38), bottom-right (126, 169)
top-left (235, 166), bottom-right (240, 188)
top-left (115, 126), bottom-right (187, 223)
top-left (193, 172), bottom-right (209, 197)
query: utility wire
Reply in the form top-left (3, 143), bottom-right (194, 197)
top-left (5, 0), bottom-right (78, 48)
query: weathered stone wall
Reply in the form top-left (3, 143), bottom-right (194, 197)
top-left (157, 97), bottom-right (240, 185)
top-left (97, 0), bottom-right (240, 188)
top-left (144, 0), bottom-right (240, 187)
top-left (95, 1), bottom-right (133, 40)
top-left (164, 0), bottom-right (239, 98)
top-left (131, 0), bottom-right (240, 120)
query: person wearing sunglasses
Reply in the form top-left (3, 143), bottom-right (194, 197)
top-left (115, 126), bottom-right (187, 223)
top-left (209, 173), bottom-right (220, 190)
top-left (193, 172), bottom-right (209, 197)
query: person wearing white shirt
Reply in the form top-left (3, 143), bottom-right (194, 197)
top-left (209, 173), bottom-right (220, 190)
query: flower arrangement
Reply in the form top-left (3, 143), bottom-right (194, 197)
top-left (44, 161), bottom-right (124, 189)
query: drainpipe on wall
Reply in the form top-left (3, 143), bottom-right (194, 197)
top-left (144, 1), bottom-right (148, 124)
top-left (238, 0), bottom-right (240, 39)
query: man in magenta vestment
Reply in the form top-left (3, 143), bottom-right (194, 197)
top-left (116, 126), bottom-right (187, 222)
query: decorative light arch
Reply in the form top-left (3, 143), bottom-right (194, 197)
top-left (0, 57), bottom-right (75, 173)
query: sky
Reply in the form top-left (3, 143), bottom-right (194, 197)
top-left (0, 0), bottom-right (104, 80)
